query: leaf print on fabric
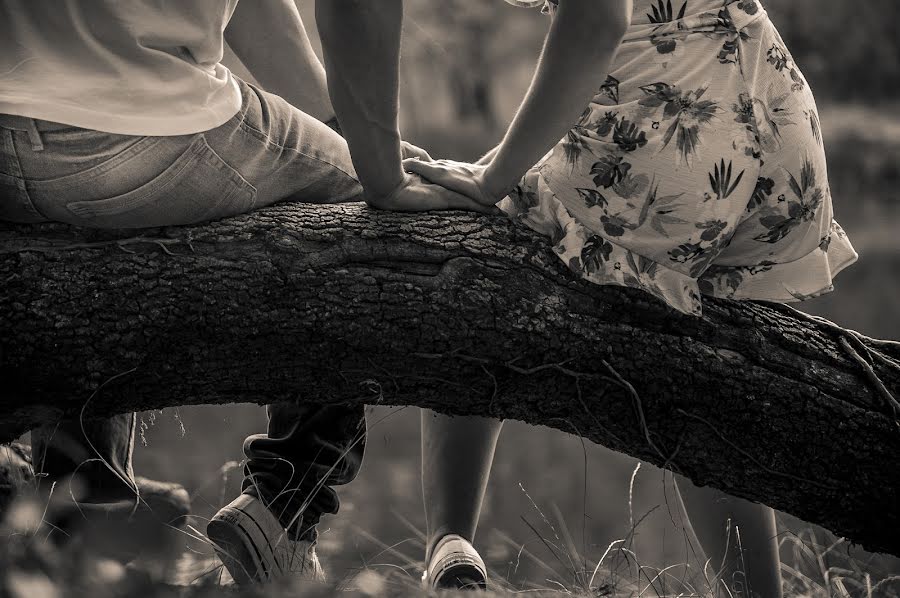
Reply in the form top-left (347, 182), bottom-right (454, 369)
top-left (754, 210), bottom-right (797, 244)
top-left (646, 8), bottom-right (689, 56)
top-left (732, 93), bottom-right (754, 126)
top-left (696, 219), bottom-right (728, 241)
top-left (737, 0), bottom-right (760, 15)
top-left (708, 159), bottom-right (746, 199)
top-left (766, 44), bottom-right (807, 92)
top-left (713, 8), bottom-right (749, 66)
top-left (613, 119), bottom-right (649, 152)
top-left (598, 76), bottom-right (620, 104)
top-left (677, 239), bottom-right (726, 278)
top-left (789, 67), bottom-right (806, 92)
top-left (594, 111), bottom-right (619, 137)
top-left (645, 181), bottom-right (687, 237)
top-left (576, 187), bottom-right (608, 209)
top-left (651, 35), bottom-right (678, 55)
top-left (747, 262), bottom-right (775, 275)
top-left (699, 266), bottom-right (745, 297)
top-left (590, 153), bottom-right (632, 188)
top-left (786, 158), bottom-right (824, 216)
top-left (668, 241), bottom-right (707, 266)
top-left (626, 252), bottom-right (660, 280)
top-left (731, 92), bottom-right (762, 159)
top-left (639, 83), bottom-right (719, 164)
top-left (600, 214), bottom-right (627, 237)
top-left (753, 88), bottom-right (796, 153)
top-left (747, 176), bottom-right (775, 212)
top-left (646, 0), bottom-right (688, 24)
top-left (638, 82), bottom-right (682, 108)
top-left (581, 235), bottom-right (614, 274)
top-left (767, 44), bottom-right (789, 72)
top-left (595, 176), bottom-right (685, 239)
top-left (809, 110), bottom-right (823, 146)
top-left (507, 184), bottom-right (539, 215)
top-left (753, 158), bottom-right (824, 243)
top-left (718, 37), bottom-right (739, 65)
top-left (612, 172), bottom-right (650, 199)
top-left (575, 105), bottom-right (592, 127)
top-left (720, 268), bottom-right (744, 295)
top-left (562, 128), bottom-right (593, 170)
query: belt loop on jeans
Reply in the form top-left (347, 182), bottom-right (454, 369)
top-left (0, 114), bottom-right (47, 151)
top-left (24, 118), bottom-right (44, 152)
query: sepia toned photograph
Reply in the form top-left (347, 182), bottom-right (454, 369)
top-left (1, 1), bottom-right (898, 596)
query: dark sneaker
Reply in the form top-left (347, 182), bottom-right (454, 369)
top-left (208, 494), bottom-right (325, 585)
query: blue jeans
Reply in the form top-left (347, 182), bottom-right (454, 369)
top-left (1, 78), bottom-right (366, 540)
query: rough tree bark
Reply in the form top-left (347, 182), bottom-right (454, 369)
top-left (1, 204), bottom-right (898, 557)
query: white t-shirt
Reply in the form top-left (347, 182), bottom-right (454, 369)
top-left (0, 0), bottom-right (242, 135)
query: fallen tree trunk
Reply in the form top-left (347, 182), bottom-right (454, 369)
top-left (1, 204), bottom-right (898, 556)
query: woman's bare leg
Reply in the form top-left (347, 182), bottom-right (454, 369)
top-left (421, 410), bottom-right (503, 563)
top-left (675, 475), bottom-right (783, 598)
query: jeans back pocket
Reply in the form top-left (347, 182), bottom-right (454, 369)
top-left (63, 135), bottom-right (256, 229)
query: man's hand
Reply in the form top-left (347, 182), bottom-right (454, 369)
top-left (368, 173), bottom-right (500, 215)
top-left (401, 158), bottom-right (507, 208)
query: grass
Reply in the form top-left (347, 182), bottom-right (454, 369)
top-left (2, 454), bottom-right (899, 598)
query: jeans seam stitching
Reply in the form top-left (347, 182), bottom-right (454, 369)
top-left (65, 137), bottom-right (206, 217)
top-left (2, 129), bottom-right (44, 219)
top-left (236, 119), bottom-right (359, 184)
top-left (202, 135), bottom-right (259, 203)
top-left (28, 136), bottom-right (163, 190)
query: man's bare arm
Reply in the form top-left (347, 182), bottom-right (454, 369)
top-left (225, 0), bottom-right (334, 122)
top-left (316, 0), bottom-right (405, 206)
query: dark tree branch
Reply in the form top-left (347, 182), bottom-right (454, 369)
top-left (1, 203), bottom-right (898, 556)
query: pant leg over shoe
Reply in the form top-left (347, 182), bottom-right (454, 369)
top-left (241, 401), bottom-right (366, 542)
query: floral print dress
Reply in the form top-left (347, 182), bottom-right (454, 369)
top-left (500, 0), bottom-right (857, 315)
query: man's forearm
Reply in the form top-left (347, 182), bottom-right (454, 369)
top-left (316, 0), bottom-right (405, 203)
top-left (476, 145), bottom-right (500, 166)
top-left (225, 0), bottom-right (333, 121)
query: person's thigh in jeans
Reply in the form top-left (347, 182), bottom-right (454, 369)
top-left (5, 77), bottom-right (366, 522)
top-left (17, 81), bottom-right (362, 228)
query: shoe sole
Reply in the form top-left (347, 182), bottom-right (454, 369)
top-left (208, 504), bottom-right (280, 585)
top-left (433, 562), bottom-right (488, 590)
top-left (426, 535), bottom-right (488, 591)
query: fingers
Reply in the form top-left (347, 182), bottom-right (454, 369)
top-left (429, 184), bottom-right (502, 215)
top-left (400, 141), bottom-right (433, 162)
top-left (382, 173), bottom-right (502, 215)
top-left (402, 158), bottom-right (487, 204)
top-left (401, 158), bottom-right (458, 185)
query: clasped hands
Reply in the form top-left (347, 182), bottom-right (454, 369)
top-left (373, 143), bottom-right (507, 215)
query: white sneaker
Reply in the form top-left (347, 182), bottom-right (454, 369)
top-left (422, 534), bottom-right (488, 590)
top-left (207, 494), bottom-right (325, 585)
